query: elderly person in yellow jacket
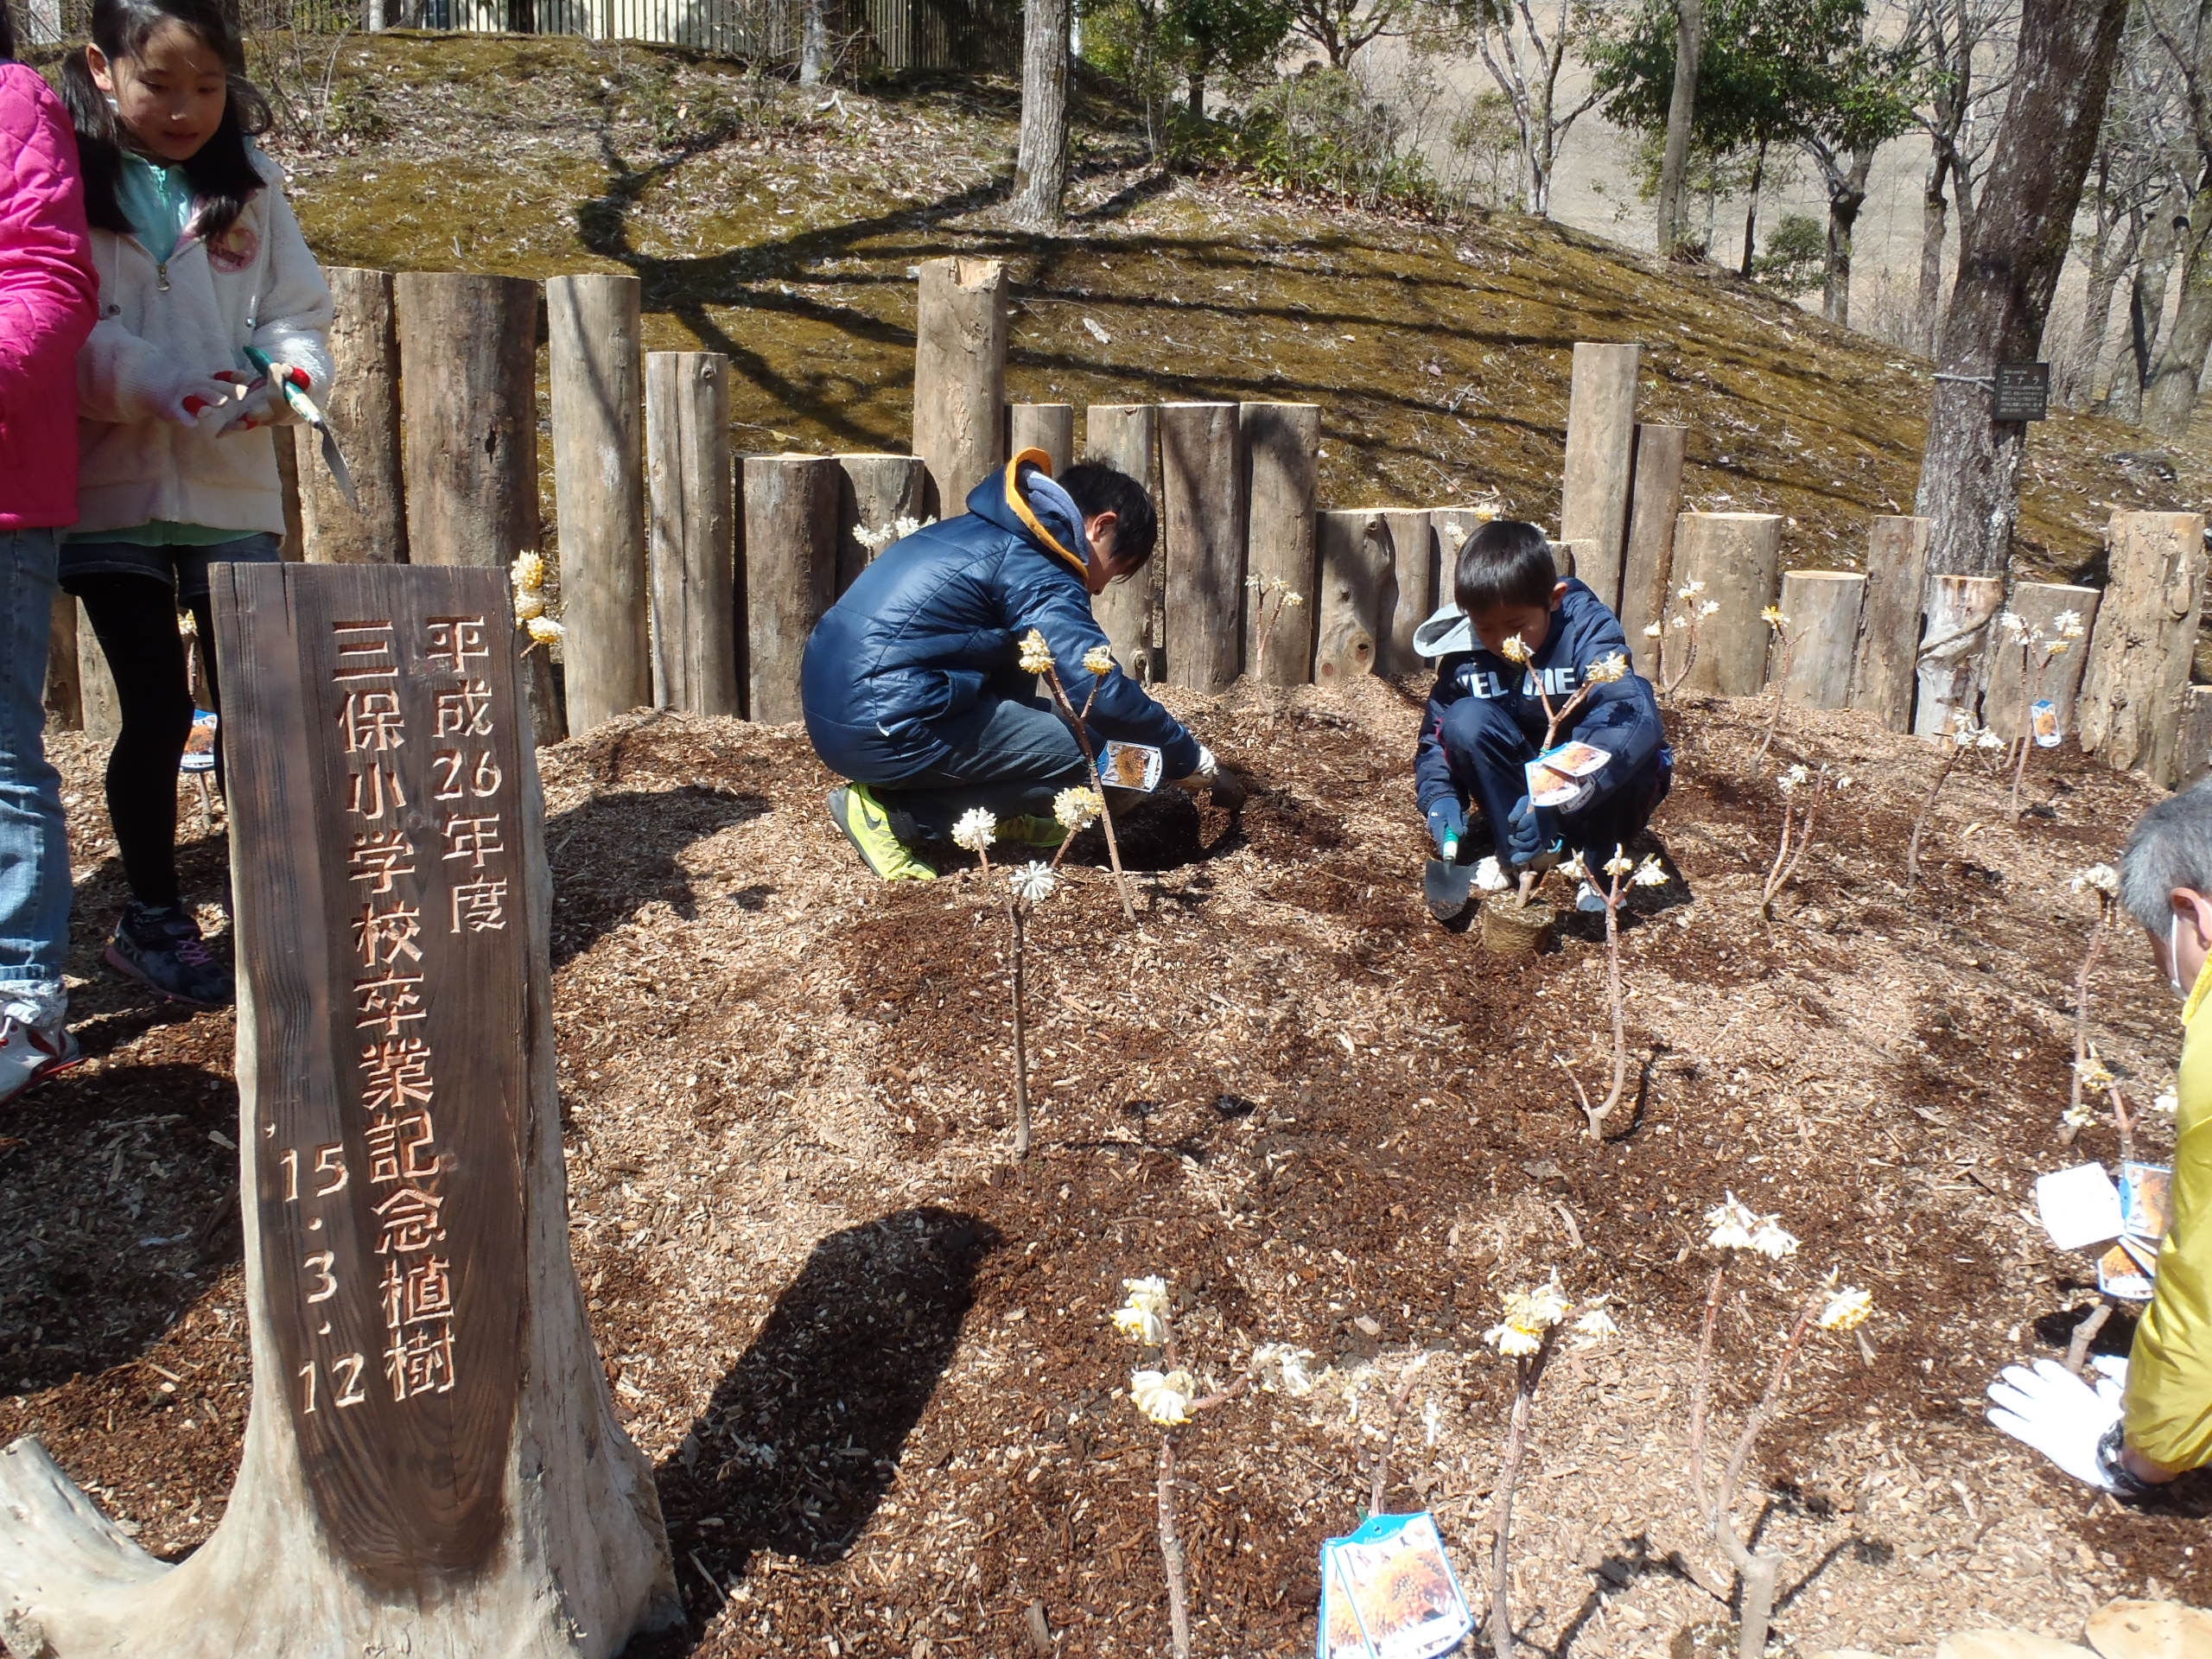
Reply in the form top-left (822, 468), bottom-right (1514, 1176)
top-left (1989, 779), bottom-right (2212, 1498)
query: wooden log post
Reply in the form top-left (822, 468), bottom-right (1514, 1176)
top-left (1849, 515), bottom-right (1932, 732)
top-left (1670, 512), bottom-right (1782, 695)
top-left (44, 596), bottom-right (80, 732)
top-left (644, 352), bottom-right (740, 717)
top-left (297, 266), bottom-right (407, 565)
top-left (739, 455), bottom-right (840, 724)
top-left (1619, 423), bottom-right (1687, 644)
top-left (1159, 403), bottom-right (1246, 692)
top-left (1380, 510), bottom-right (1436, 676)
top-left (1985, 582), bottom-right (2101, 743)
top-left (1239, 403), bottom-right (1319, 685)
top-left (1007, 403), bottom-right (1074, 475)
top-left (396, 273), bottom-right (563, 744)
top-left (834, 454), bottom-right (928, 594)
top-left (1772, 571), bottom-right (1866, 709)
top-left (276, 426), bottom-right (306, 561)
top-left (2078, 510), bottom-right (2210, 783)
top-left (77, 621), bottom-right (120, 741)
top-left (1084, 404), bottom-right (1163, 682)
top-left (0, 563), bottom-right (679, 1655)
top-left (1913, 574), bottom-right (2005, 737)
top-left (2178, 685), bottom-right (2212, 789)
top-left (1554, 538), bottom-right (1588, 582)
top-left (912, 257), bottom-right (1007, 517)
top-left (1314, 510), bottom-right (1388, 687)
top-left (1558, 342), bottom-right (1640, 613)
top-left (1431, 509), bottom-right (1483, 612)
top-left (548, 275), bottom-right (649, 735)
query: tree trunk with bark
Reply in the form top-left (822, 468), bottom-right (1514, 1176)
top-left (2109, 184), bottom-right (2184, 423)
top-left (2144, 188), bottom-right (2212, 436)
top-left (799, 0), bottom-right (830, 86)
top-left (1012, 0), bottom-right (1071, 228)
top-left (1820, 147), bottom-right (1875, 327)
top-left (2075, 204), bottom-right (2145, 407)
top-left (1740, 140), bottom-right (1768, 278)
top-left (1919, 152), bottom-right (1951, 359)
top-left (1913, 0), bottom-right (2132, 580)
top-left (1656, 0), bottom-right (1703, 256)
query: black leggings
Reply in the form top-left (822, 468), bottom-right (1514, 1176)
top-left (74, 575), bottom-right (218, 912)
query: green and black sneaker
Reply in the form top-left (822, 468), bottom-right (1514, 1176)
top-left (826, 785), bottom-right (938, 881)
top-left (1001, 814), bottom-right (1068, 850)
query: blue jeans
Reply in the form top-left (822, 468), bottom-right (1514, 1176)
top-left (1438, 693), bottom-right (1672, 869)
top-left (869, 690), bottom-right (1090, 842)
top-left (0, 529), bottom-right (73, 1026)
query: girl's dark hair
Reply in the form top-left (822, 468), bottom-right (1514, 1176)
top-left (1, 5), bottom-right (17, 64)
top-left (1454, 518), bottom-right (1560, 613)
top-left (60, 0), bottom-right (270, 241)
top-left (1058, 461), bottom-right (1159, 572)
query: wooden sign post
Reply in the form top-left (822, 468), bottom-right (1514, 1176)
top-left (0, 564), bottom-right (677, 1654)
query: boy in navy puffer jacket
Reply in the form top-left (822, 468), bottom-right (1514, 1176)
top-left (802, 452), bottom-right (1241, 880)
top-left (1413, 520), bottom-right (1670, 920)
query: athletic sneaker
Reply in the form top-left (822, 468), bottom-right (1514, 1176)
top-left (1001, 815), bottom-right (1068, 849)
top-left (0, 1001), bottom-right (79, 1107)
top-left (825, 786), bottom-right (938, 881)
top-left (105, 902), bottom-right (234, 1007)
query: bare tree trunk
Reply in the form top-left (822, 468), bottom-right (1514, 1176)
top-left (1656, 0), bottom-right (1703, 255)
top-left (1822, 149), bottom-right (1874, 327)
top-left (2111, 185), bottom-right (2183, 424)
top-left (1012, 0), bottom-right (1072, 228)
top-left (1914, 0), bottom-right (2132, 580)
top-left (799, 0), bottom-right (830, 86)
top-left (2076, 208), bottom-right (2144, 406)
top-left (1920, 152), bottom-right (1950, 359)
top-left (1740, 139), bottom-right (1767, 278)
top-left (2145, 188), bottom-right (2212, 436)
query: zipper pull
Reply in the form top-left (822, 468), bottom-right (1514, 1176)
top-left (156, 260), bottom-right (170, 293)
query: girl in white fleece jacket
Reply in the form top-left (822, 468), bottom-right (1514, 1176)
top-left (60, 0), bottom-right (331, 1008)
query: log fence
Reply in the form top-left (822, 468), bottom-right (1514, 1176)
top-left (82, 286), bottom-right (2198, 791)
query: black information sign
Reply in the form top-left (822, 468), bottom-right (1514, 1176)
top-left (1993, 361), bottom-right (2050, 423)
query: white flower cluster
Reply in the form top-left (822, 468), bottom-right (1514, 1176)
top-left (1010, 861), bottom-right (1058, 906)
top-left (1818, 1286), bottom-right (1873, 1332)
top-left (1083, 645), bottom-right (1116, 677)
top-left (1584, 652), bottom-right (1630, 684)
top-left (1705, 1192), bottom-right (1798, 1258)
top-left (1018, 630), bottom-right (1055, 676)
top-left (1131, 1369), bottom-right (1196, 1425)
top-left (854, 515), bottom-right (933, 556)
top-left (1244, 575), bottom-right (1306, 608)
top-left (1949, 712), bottom-right (2006, 751)
top-left (1483, 1275), bottom-right (1613, 1357)
top-left (2071, 864), bottom-right (2120, 899)
top-left (1053, 786), bottom-right (1104, 831)
top-left (1110, 1276), bottom-right (1172, 1346)
top-left (1250, 1342), bottom-right (1319, 1396)
top-left (1499, 634), bottom-right (1534, 664)
top-left (951, 808), bottom-right (998, 854)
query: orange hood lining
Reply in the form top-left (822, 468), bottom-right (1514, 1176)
top-left (1002, 448), bottom-right (1087, 578)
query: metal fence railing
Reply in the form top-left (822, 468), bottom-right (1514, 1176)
top-left (4, 0), bottom-right (1016, 73)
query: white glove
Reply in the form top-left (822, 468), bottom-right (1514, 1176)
top-left (1986, 1358), bottom-right (2124, 1491)
top-left (207, 364), bottom-right (310, 435)
top-left (146, 366), bottom-right (247, 429)
top-left (1177, 744), bottom-right (1219, 786)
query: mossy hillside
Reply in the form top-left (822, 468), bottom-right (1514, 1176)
top-left (269, 33), bottom-right (2200, 578)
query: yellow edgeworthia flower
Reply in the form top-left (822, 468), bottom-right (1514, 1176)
top-left (1018, 630), bottom-right (1055, 675)
top-left (1583, 652), bottom-right (1629, 684)
top-left (1498, 634), bottom-right (1532, 664)
top-left (511, 551), bottom-right (546, 592)
top-left (1053, 786), bottom-right (1105, 830)
top-left (525, 616), bottom-right (564, 645)
top-left (1084, 645), bottom-right (1116, 677)
top-left (1818, 1287), bottom-right (1872, 1332)
top-left (513, 590), bottom-right (547, 623)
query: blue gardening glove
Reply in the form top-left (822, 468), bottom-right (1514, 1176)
top-left (1503, 794), bottom-right (1546, 868)
top-left (1426, 798), bottom-right (1467, 860)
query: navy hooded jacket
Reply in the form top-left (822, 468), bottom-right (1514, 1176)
top-left (801, 452), bottom-right (1201, 784)
top-left (1411, 578), bottom-right (1665, 815)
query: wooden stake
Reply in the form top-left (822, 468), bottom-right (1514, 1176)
top-left (1773, 571), bottom-right (1865, 709)
top-left (0, 563), bottom-right (680, 1656)
top-left (1314, 510), bottom-right (1387, 686)
top-left (296, 266), bottom-right (406, 565)
top-left (739, 454), bottom-right (840, 724)
top-left (548, 274), bottom-right (649, 734)
top-left (2177, 685), bottom-right (2212, 788)
top-left (1619, 423), bottom-right (1687, 644)
top-left (1670, 512), bottom-right (1783, 695)
top-left (1084, 404), bottom-right (1163, 682)
top-left (1159, 403), bottom-right (1246, 692)
top-left (1985, 582), bottom-right (2101, 742)
top-left (1239, 403), bottom-right (1319, 685)
top-left (1913, 573), bottom-right (2005, 737)
top-left (1378, 510), bottom-right (1435, 676)
top-left (77, 608), bottom-right (121, 741)
top-left (44, 594), bottom-right (80, 732)
top-left (645, 351), bottom-right (739, 717)
top-left (1559, 342), bottom-right (1640, 611)
top-left (1849, 515), bottom-right (1931, 731)
top-left (396, 273), bottom-right (563, 743)
top-left (833, 454), bottom-right (928, 593)
top-left (276, 423), bottom-right (305, 561)
top-left (912, 257), bottom-right (1007, 516)
top-left (1007, 403), bottom-right (1074, 474)
top-left (2077, 510), bottom-right (2209, 783)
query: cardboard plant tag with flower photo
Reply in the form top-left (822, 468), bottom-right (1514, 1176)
top-left (1523, 741), bottom-right (1611, 809)
top-left (2031, 699), bottom-right (2062, 748)
top-left (2097, 1237), bottom-right (2158, 1301)
top-left (2120, 1162), bottom-right (2172, 1245)
top-left (1318, 1511), bottom-right (1473, 1659)
top-left (1100, 741), bottom-right (1163, 792)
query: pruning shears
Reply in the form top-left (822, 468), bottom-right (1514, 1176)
top-left (245, 346), bottom-right (359, 511)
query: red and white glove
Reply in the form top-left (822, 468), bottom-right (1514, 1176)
top-left (146, 366), bottom-right (248, 429)
top-left (209, 363), bottom-right (312, 435)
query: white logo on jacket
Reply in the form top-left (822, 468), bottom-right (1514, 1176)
top-left (1455, 661), bottom-right (1583, 700)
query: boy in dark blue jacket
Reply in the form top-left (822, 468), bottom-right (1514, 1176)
top-left (802, 452), bottom-right (1238, 880)
top-left (1413, 520), bottom-right (1670, 919)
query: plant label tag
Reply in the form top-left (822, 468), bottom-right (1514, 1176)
top-left (2035, 1161), bottom-right (2124, 1251)
top-left (1319, 1512), bottom-right (1474, 1659)
top-left (1524, 741), bottom-right (1610, 808)
top-left (1100, 741), bottom-right (1163, 792)
top-left (2031, 699), bottom-right (2062, 748)
top-left (180, 709), bottom-right (218, 774)
top-left (2097, 1239), bottom-right (2156, 1301)
top-left (2120, 1161), bottom-right (2173, 1243)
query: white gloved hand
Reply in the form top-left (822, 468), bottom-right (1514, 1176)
top-left (2090, 1353), bottom-right (2128, 1402)
top-left (207, 364), bottom-right (311, 435)
top-left (1986, 1358), bottom-right (2123, 1491)
top-left (146, 366), bottom-right (247, 429)
top-left (1175, 744), bottom-right (1219, 786)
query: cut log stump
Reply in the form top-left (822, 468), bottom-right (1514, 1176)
top-left (645, 351), bottom-right (740, 717)
top-left (1671, 512), bottom-right (1782, 696)
top-left (1913, 573), bottom-right (2005, 738)
top-left (1985, 582), bottom-right (2100, 745)
top-left (1773, 571), bottom-right (1865, 709)
top-left (1380, 510), bottom-right (1435, 677)
top-left (1315, 509), bottom-right (1388, 687)
top-left (297, 266), bottom-right (407, 566)
top-left (1619, 423), bottom-right (1686, 645)
top-left (1559, 342), bottom-right (1640, 611)
top-left (1007, 403), bottom-right (1074, 474)
top-left (1239, 403), bottom-right (1319, 685)
top-left (1849, 515), bottom-right (1931, 732)
top-left (912, 257), bottom-right (1007, 516)
top-left (1084, 405), bottom-right (1163, 683)
top-left (1159, 403), bottom-right (1245, 692)
top-left (740, 454), bottom-right (840, 725)
top-left (2076, 511), bottom-right (2208, 784)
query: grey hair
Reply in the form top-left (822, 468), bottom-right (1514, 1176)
top-left (2120, 778), bottom-right (2212, 930)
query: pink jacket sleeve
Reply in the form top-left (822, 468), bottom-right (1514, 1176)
top-left (0, 63), bottom-right (97, 429)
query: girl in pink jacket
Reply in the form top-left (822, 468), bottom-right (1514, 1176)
top-left (0, 12), bottom-right (98, 1104)
top-left (59, 0), bottom-right (332, 1008)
